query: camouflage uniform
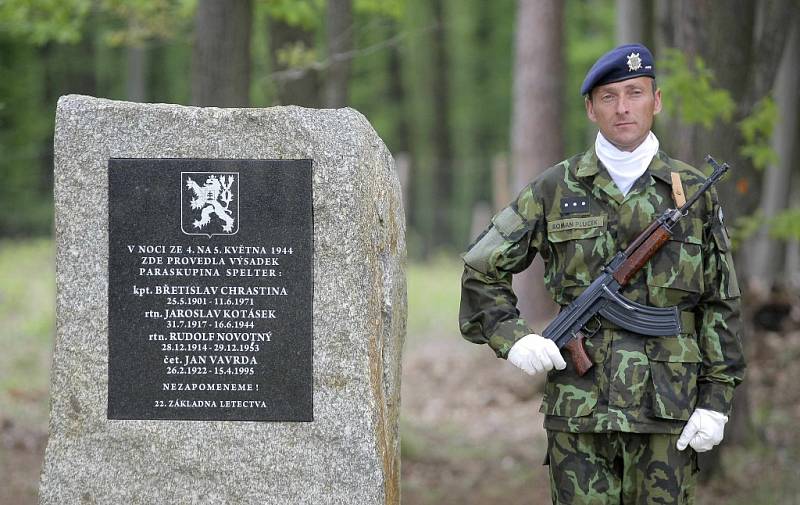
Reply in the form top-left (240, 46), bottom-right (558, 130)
top-left (546, 431), bottom-right (697, 505)
top-left (459, 148), bottom-right (745, 503)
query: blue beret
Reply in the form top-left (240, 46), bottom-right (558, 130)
top-left (581, 43), bottom-right (655, 96)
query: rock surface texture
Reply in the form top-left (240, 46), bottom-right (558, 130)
top-left (40, 95), bottom-right (406, 505)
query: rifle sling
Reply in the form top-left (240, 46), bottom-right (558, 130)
top-left (671, 171), bottom-right (687, 208)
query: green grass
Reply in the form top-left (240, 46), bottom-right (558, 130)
top-left (0, 238), bottom-right (55, 430)
top-left (406, 254), bottom-right (463, 345)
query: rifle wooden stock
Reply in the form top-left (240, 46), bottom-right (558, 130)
top-left (612, 226), bottom-right (672, 286)
top-left (564, 332), bottom-right (593, 376)
top-left (622, 219), bottom-right (662, 256)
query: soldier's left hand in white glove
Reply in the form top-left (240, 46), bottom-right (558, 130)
top-left (676, 408), bottom-right (728, 452)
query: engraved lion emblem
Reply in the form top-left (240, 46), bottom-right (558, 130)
top-left (185, 175), bottom-right (235, 232)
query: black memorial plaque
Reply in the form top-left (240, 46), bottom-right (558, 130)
top-left (107, 159), bottom-right (313, 421)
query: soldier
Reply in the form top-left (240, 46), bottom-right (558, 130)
top-left (459, 43), bottom-right (745, 504)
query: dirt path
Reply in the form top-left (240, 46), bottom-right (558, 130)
top-left (400, 338), bottom-right (553, 505)
top-left (0, 419), bottom-right (45, 505)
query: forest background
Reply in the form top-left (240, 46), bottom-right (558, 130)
top-left (1, 0), bottom-right (799, 504)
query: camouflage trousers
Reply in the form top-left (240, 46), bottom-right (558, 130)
top-left (545, 431), bottom-right (698, 505)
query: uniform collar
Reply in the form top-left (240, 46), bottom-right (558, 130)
top-left (647, 151), bottom-right (676, 185)
top-left (573, 147), bottom-right (674, 204)
top-left (575, 147), bottom-right (673, 179)
top-left (575, 148), bottom-right (601, 178)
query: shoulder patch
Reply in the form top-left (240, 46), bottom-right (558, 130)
top-left (463, 206), bottom-right (529, 274)
top-left (492, 206), bottom-right (525, 239)
top-left (462, 227), bottom-right (505, 274)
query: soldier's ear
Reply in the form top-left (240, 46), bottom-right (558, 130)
top-left (585, 96), bottom-right (597, 123)
top-left (653, 88), bottom-right (662, 115)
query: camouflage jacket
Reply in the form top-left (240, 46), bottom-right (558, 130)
top-left (459, 148), bottom-right (745, 434)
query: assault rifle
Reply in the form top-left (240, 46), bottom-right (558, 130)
top-left (542, 155), bottom-right (729, 376)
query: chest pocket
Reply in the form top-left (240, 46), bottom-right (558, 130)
top-left (646, 217), bottom-right (705, 307)
top-left (545, 215), bottom-right (609, 303)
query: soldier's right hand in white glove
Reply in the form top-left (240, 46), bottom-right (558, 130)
top-left (676, 408), bottom-right (728, 452)
top-left (507, 333), bottom-right (567, 375)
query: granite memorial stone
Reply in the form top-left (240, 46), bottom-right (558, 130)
top-left (40, 95), bottom-right (406, 504)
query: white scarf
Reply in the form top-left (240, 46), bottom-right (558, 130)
top-left (595, 131), bottom-right (659, 196)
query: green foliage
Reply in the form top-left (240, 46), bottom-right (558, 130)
top-left (0, 39), bottom-right (53, 236)
top-left (100, 0), bottom-right (196, 46)
top-left (147, 41), bottom-right (193, 104)
top-left (767, 208), bottom-right (800, 240)
top-left (564, 0), bottom-right (615, 155)
top-left (0, 0), bottom-right (196, 47)
top-left (275, 40), bottom-right (319, 68)
top-left (738, 96), bottom-right (778, 170)
top-left (399, 0), bottom-right (438, 252)
top-left (354, 0), bottom-right (404, 19)
top-left (479, 0), bottom-right (514, 159)
top-left (729, 213), bottom-right (762, 251)
top-left (264, 0), bottom-right (404, 29)
top-left (730, 207), bottom-right (800, 246)
top-left (657, 48), bottom-right (736, 128)
top-left (263, 0), bottom-right (324, 29)
top-left (0, 0), bottom-right (91, 44)
top-left (444, 0), bottom-right (488, 245)
top-left (348, 13), bottom-right (403, 148)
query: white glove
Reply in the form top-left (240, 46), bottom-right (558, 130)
top-left (676, 408), bottom-right (728, 452)
top-left (507, 333), bottom-right (567, 375)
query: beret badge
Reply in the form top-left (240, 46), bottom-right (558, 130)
top-left (627, 52), bottom-right (642, 72)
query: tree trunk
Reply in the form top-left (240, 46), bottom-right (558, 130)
top-left (267, 18), bottom-right (321, 108)
top-left (785, 155), bottom-right (800, 287)
top-left (735, 0), bottom-right (798, 283)
top-left (127, 44), bottom-right (148, 102)
top-left (702, 14), bottom-right (797, 463)
top-left (191, 0), bottom-right (252, 107)
top-left (616, 0), bottom-right (644, 44)
top-left (431, 0), bottom-right (453, 249)
top-left (445, 0), bottom-right (483, 246)
top-left (387, 22), bottom-right (409, 153)
top-left (492, 154), bottom-right (510, 214)
top-left (510, 0), bottom-right (563, 327)
top-left (324, 0), bottom-right (352, 108)
top-left (655, 0), bottom-right (798, 470)
top-left (653, 0), bottom-right (706, 163)
top-left (701, 0), bottom-right (795, 276)
top-left (655, 0), bottom-right (795, 269)
top-left (748, 20), bottom-right (800, 286)
top-left (125, 16), bottom-right (148, 103)
top-left (400, 0), bottom-right (437, 256)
